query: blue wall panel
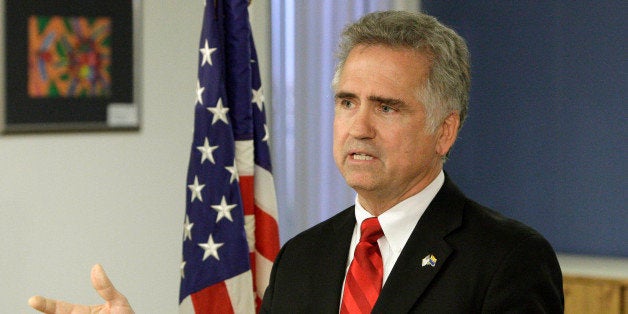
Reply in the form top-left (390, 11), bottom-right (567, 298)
top-left (423, 1), bottom-right (627, 256)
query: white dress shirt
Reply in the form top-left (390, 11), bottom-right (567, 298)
top-left (345, 170), bottom-right (445, 284)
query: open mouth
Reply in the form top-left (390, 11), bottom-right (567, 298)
top-left (352, 153), bottom-right (374, 161)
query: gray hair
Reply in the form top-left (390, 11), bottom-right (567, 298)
top-left (332, 11), bottom-right (470, 133)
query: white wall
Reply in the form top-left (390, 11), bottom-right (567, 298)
top-left (0, 1), bottom-right (270, 313)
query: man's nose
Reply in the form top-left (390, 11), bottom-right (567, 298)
top-left (348, 107), bottom-right (375, 139)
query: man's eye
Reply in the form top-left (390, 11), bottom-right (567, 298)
top-left (340, 99), bottom-right (354, 108)
top-left (381, 105), bottom-right (394, 113)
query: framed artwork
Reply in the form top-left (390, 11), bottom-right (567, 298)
top-left (1, 0), bottom-right (139, 133)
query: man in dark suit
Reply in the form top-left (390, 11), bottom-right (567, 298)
top-left (260, 10), bottom-right (563, 313)
top-left (29, 10), bottom-right (563, 314)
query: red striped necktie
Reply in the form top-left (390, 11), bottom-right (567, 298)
top-left (340, 217), bottom-right (384, 314)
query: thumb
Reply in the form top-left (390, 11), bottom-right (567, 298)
top-left (91, 264), bottom-right (126, 304)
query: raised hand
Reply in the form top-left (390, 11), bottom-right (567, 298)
top-left (29, 264), bottom-right (134, 314)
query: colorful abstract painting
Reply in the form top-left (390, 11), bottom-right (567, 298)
top-left (28, 15), bottom-right (112, 98)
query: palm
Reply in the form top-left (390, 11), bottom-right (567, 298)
top-left (29, 265), bottom-right (134, 314)
top-left (29, 298), bottom-right (134, 314)
top-left (29, 299), bottom-right (127, 314)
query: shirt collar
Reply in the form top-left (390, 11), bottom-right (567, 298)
top-left (354, 170), bottom-right (445, 255)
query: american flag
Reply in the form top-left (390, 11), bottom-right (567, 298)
top-left (179, 1), bottom-right (280, 313)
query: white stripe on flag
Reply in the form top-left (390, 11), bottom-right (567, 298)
top-left (179, 295), bottom-right (194, 314)
top-left (254, 165), bottom-right (278, 216)
top-left (244, 214), bottom-right (255, 252)
top-left (255, 251), bottom-right (275, 300)
top-left (225, 270), bottom-right (256, 313)
top-left (235, 140), bottom-right (254, 176)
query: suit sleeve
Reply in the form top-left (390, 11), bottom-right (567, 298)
top-left (481, 232), bottom-right (564, 313)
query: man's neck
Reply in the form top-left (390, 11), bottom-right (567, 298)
top-left (357, 168), bottom-right (444, 216)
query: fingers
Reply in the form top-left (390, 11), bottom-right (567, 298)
top-left (29, 264), bottom-right (131, 313)
top-left (91, 264), bottom-right (128, 305)
top-left (28, 295), bottom-right (56, 313)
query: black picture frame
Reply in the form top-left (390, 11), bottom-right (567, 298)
top-left (2, 0), bottom-right (138, 133)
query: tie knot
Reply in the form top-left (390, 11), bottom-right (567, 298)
top-left (360, 217), bottom-right (383, 244)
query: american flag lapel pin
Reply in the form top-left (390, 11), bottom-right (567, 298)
top-left (421, 254), bottom-right (437, 267)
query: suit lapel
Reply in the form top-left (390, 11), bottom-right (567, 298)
top-left (313, 206), bottom-right (356, 312)
top-left (373, 177), bottom-right (465, 313)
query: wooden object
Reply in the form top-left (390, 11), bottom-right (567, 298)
top-left (559, 254), bottom-right (628, 314)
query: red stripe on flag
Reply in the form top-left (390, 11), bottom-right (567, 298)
top-left (255, 295), bottom-right (263, 312)
top-left (191, 282), bottom-right (235, 314)
top-left (249, 251), bottom-right (258, 292)
top-left (254, 204), bottom-right (280, 259)
top-left (248, 249), bottom-right (264, 312)
top-left (239, 176), bottom-right (255, 216)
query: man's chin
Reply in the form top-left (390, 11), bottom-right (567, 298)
top-left (344, 178), bottom-right (378, 193)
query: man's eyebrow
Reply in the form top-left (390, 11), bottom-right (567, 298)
top-left (334, 93), bottom-right (404, 106)
top-left (334, 92), bottom-right (357, 99)
top-left (368, 96), bottom-right (405, 106)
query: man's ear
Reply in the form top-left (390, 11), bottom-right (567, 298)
top-left (436, 111), bottom-right (460, 157)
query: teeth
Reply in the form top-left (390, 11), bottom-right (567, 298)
top-left (353, 153), bottom-right (373, 160)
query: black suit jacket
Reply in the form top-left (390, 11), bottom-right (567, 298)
top-left (261, 177), bottom-right (564, 313)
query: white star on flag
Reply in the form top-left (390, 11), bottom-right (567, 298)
top-left (187, 176), bottom-right (205, 202)
top-left (225, 160), bottom-right (239, 184)
top-left (252, 88), bottom-right (264, 111)
top-left (196, 80), bottom-right (205, 105)
top-left (199, 40), bottom-right (217, 66)
top-left (212, 196), bottom-right (237, 222)
top-left (197, 137), bottom-right (219, 164)
top-left (198, 234), bottom-right (224, 261)
top-left (183, 215), bottom-right (194, 241)
top-left (262, 124), bottom-right (270, 142)
top-left (180, 261), bottom-right (186, 278)
top-left (207, 98), bottom-right (230, 125)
